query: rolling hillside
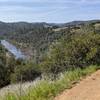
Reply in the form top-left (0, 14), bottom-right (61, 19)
top-left (0, 20), bottom-right (100, 60)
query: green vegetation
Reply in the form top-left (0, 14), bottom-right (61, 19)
top-left (0, 46), bottom-right (41, 87)
top-left (40, 32), bottom-right (100, 77)
top-left (2, 65), bottom-right (99, 100)
top-left (0, 45), bottom-right (8, 87)
top-left (10, 60), bottom-right (41, 83)
top-left (0, 21), bottom-right (100, 100)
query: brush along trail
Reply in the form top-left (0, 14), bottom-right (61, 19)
top-left (55, 70), bottom-right (100, 100)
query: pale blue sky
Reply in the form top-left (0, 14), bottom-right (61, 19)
top-left (0, 0), bottom-right (100, 23)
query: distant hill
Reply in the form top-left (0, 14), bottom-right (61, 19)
top-left (0, 20), bottom-right (100, 35)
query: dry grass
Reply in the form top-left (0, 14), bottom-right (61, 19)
top-left (0, 65), bottom-right (99, 100)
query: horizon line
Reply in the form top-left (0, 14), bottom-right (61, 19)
top-left (0, 19), bottom-right (100, 24)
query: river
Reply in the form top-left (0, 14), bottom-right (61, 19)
top-left (1, 40), bottom-right (25, 59)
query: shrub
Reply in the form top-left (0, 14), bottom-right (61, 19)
top-left (11, 61), bottom-right (41, 83)
top-left (40, 32), bottom-right (100, 75)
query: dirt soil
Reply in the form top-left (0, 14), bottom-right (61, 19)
top-left (55, 70), bottom-right (100, 100)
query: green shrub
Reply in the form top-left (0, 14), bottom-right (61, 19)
top-left (11, 61), bottom-right (41, 83)
top-left (0, 45), bottom-right (10, 87)
top-left (40, 32), bottom-right (100, 75)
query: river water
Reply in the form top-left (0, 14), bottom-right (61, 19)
top-left (1, 40), bottom-right (25, 59)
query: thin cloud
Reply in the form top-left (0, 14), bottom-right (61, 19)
top-left (0, 0), bottom-right (99, 8)
top-left (0, 0), bottom-right (99, 22)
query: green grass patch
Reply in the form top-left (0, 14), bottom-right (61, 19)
top-left (2, 65), bottom-right (100, 100)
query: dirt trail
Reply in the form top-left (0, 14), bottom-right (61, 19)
top-left (55, 70), bottom-right (100, 100)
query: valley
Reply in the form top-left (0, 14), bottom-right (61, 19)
top-left (0, 20), bottom-right (100, 100)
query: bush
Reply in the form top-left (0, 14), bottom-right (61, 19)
top-left (11, 61), bottom-right (41, 83)
top-left (0, 45), bottom-right (9, 87)
top-left (40, 32), bottom-right (100, 75)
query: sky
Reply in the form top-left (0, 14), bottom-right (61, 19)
top-left (0, 0), bottom-right (100, 23)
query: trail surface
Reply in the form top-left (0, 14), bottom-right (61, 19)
top-left (55, 70), bottom-right (100, 100)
